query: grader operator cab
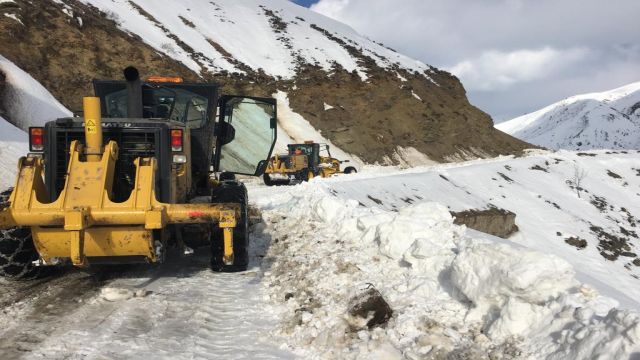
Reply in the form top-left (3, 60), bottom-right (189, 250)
top-left (263, 141), bottom-right (356, 186)
top-left (0, 67), bottom-right (277, 279)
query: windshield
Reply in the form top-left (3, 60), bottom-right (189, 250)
top-left (218, 97), bottom-right (276, 175)
top-left (103, 86), bottom-right (209, 128)
top-left (288, 144), bottom-right (314, 156)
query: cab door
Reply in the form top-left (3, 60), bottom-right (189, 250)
top-left (214, 96), bottom-right (277, 176)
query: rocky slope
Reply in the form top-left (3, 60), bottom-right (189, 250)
top-left (497, 82), bottom-right (640, 150)
top-left (0, 0), bottom-right (530, 164)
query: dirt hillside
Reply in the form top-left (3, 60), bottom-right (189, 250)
top-left (0, 0), bottom-right (531, 163)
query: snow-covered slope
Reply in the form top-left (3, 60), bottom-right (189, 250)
top-left (80, 0), bottom-right (433, 81)
top-left (0, 116), bottom-right (27, 189)
top-left (497, 82), bottom-right (640, 150)
top-left (0, 55), bottom-right (71, 130)
top-left (0, 56), bottom-right (71, 190)
top-left (249, 149), bottom-right (640, 358)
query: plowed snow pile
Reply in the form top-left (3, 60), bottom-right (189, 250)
top-left (0, 55), bottom-right (71, 189)
top-left (0, 116), bottom-right (27, 189)
top-left (249, 150), bottom-right (640, 359)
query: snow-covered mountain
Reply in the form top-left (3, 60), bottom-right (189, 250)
top-left (80, 0), bottom-right (430, 80)
top-left (0, 0), bottom-right (530, 164)
top-left (497, 82), bottom-right (640, 150)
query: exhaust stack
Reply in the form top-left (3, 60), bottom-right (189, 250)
top-left (124, 66), bottom-right (143, 118)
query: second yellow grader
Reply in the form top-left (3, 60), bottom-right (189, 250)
top-left (263, 141), bottom-right (357, 186)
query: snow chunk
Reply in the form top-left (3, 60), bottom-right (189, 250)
top-left (548, 309), bottom-right (640, 360)
top-left (451, 242), bottom-right (576, 306)
top-left (323, 102), bottom-right (334, 111)
top-left (100, 287), bottom-right (149, 301)
top-left (373, 202), bottom-right (459, 261)
top-left (411, 90), bottom-right (422, 101)
top-left (4, 13), bottom-right (23, 25)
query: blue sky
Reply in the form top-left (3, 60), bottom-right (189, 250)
top-left (291, 0), bottom-right (318, 7)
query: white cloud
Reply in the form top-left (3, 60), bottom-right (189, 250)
top-left (310, 0), bottom-right (640, 120)
top-left (448, 47), bottom-right (589, 91)
top-left (309, 0), bottom-right (348, 19)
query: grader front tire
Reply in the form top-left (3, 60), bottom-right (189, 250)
top-left (210, 182), bottom-right (249, 272)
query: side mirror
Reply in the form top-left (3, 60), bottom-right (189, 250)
top-left (256, 159), bottom-right (268, 175)
top-left (216, 122), bottom-right (235, 145)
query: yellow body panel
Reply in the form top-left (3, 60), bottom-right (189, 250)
top-left (264, 154), bottom-right (308, 174)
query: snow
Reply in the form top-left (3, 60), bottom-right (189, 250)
top-left (247, 158), bottom-right (640, 358)
top-left (0, 56), bottom-right (71, 190)
top-left (0, 55), bottom-right (71, 130)
top-left (411, 90), bottom-right (421, 101)
top-left (289, 150), bottom-right (640, 310)
top-left (78, 0), bottom-right (434, 81)
top-left (0, 252), bottom-right (294, 359)
top-left (381, 146), bottom-right (438, 167)
top-left (0, 116), bottom-right (27, 189)
top-left (0, 146), bottom-right (637, 357)
top-left (3, 13), bottom-right (22, 25)
top-left (497, 81), bottom-right (640, 150)
top-left (323, 102), bottom-right (334, 111)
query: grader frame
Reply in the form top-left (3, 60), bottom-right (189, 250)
top-left (0, 97), bottom-right (239, 267)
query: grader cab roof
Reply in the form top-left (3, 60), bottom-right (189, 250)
top-left (93, 79), bottom-right (218, 126)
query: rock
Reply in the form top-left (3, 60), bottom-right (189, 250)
top-left (452, 208), bottom-right (518, 238)
top-left (348, 286), bottom-right (393, 329)
top-left (565, 236), bottom-right (588, 249)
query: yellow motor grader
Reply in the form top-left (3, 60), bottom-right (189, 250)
top-left (263, 141), bottom-right (356, 186)
top-left (0, 67), bottom-right (277, 279)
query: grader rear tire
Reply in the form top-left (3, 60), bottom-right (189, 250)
top-left (344, 166), bottom-right (357, 174)
top-left (0, 189), bottom-right (42, 280)
top-left (210, 182), bottom-right (249, 272)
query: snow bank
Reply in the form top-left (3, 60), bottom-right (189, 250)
top-left (0, 55), bottom-right (71, 130)
top-left (0, 115), bottom-right (27, 189)
top-left (288, 150), bottom-right (640, 311)
top-left (0, 56), bottom-right (70, 190)
top-left (251, 182), bottom-right (640, 359)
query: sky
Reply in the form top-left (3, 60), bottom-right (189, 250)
top-left (292, 0), bottom-right (640, 122)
